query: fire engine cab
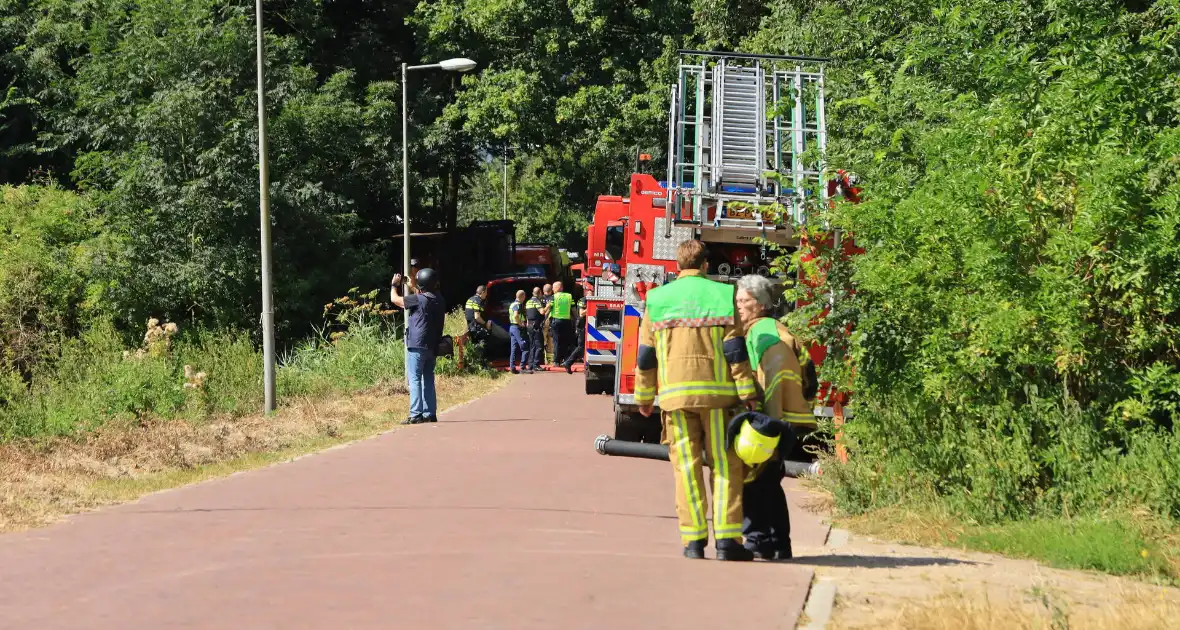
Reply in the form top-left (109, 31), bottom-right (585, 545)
top-left (582, 49), bottom-right (854, 442)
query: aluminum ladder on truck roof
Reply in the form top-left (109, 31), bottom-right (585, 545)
top-left (664, 49), bottom-right (830, 245)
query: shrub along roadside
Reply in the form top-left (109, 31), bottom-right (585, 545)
top-left (0, 306), bottom-right (491, 442)
top-left (757, 0), bottom-right (1180, 583)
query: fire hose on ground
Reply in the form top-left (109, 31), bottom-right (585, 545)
top-left (593, 434), bottom-right (822, 478)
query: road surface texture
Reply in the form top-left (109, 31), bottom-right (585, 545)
top-left (0, 372), bottom-right (829, 630)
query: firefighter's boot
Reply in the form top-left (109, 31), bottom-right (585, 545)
top-left (716, 538), bottom-right (755, 562)
top-left (683, 539), bottom-right (706, 560)
top-left (745, 540), bottom-right (777, 561)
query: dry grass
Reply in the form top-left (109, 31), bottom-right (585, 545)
top-left (837, 504), bottom-right (967, 547)
top-left (837, 583), bottom-right (1180, 630)
top-left (0, 374), bottom-right (504, 532)
top-left (833, 503), bottom-right (1180, 582)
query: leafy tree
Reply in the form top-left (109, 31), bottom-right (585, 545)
top-left (764, 0), bottom-right (1180, 521)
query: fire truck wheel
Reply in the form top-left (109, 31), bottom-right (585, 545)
top-left (613, 409), bottom-right (645, 442)
top-left (584, 367), bottom-right (615, 395)
top-left (584, 374), bottom-right (603, 395)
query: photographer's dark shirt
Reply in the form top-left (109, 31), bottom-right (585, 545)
top-left (403, 291), bottom-right (445, 351)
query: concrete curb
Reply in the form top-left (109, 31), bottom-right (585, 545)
top-left (796, 526), bottom-right (849, 629)
top-left (799, 578), bottom-right (837, 630)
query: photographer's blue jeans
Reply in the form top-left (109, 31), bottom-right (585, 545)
top-left (405, 347), bottom-right (437, 418)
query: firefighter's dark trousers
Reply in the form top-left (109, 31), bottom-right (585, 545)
top-left (527, 322), bottom-right (544, 369)
top-left (663, 408), bottom-right (745, 544)
top-left (550, 318), bottom-right (572, 367)
top-left (741, 460), bottom-right (791, 556)
top-left (561, 318), bottom-right (584, 367)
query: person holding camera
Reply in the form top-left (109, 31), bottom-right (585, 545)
top-left (391, 267), bottom-right (445, 424)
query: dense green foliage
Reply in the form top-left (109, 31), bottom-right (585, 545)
top-left (0, 186), bottom-right (111, 391)
top-left (2, 0), bottom-right (1178, 536)
top-left (774, 0), bottom-right (1180, 525)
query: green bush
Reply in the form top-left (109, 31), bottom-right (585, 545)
top-left (771, 0), bottom-right (1180, 525)
top-left (0, 185), bottom-right (113, 391)
top-left (3, 322), bottom-right (199, 439)
top-left (279, 313), bottom-right (407, 399)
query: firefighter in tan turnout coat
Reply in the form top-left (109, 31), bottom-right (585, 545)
top-left (635, 240), bottom-right (760, 561)
top-left (732, 273), bottom-right (818, 560)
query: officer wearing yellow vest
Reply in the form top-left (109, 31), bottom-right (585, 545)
top-left (731, 273), bottom-right (817, 560)
top-left (635, 239), bottom-right (760, 561)
top-left (464, 285), bottom-right (492, 343)
top-left (508, 289), bottom-right (532, 374)
top-left (549, 281), bottom-right (574, 369)
top-left (525, 287), bottom-right (546, 371)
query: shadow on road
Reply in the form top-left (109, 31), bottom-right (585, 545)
top-left (786, 554), bottom-right (980, 569)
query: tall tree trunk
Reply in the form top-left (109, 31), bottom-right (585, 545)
top-left (443, 169), bottom-right (459, 231)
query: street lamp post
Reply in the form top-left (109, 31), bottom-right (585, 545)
top-left (400, 57), bottom-right (478, 293)
top-left (255, 0), bottom-right (276, 414)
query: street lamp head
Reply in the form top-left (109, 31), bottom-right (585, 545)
top-left (439, 57), bottom-right (478, 72)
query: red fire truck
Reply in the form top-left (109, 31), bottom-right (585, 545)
top-left (581, 49), bottom-right (862, 442)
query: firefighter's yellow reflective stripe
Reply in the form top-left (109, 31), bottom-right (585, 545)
top-left (765, 369), bottom-right (802, 402)
top-left (669, 411), bottom-right (706, 542)
top-left (709, 408), bottom-right (742, 539)
top-left (634, 383), bottom-right (656, 405)
top-left (655, 328), bottom-right (669, 386)
top-left (735, 378), bottom-right (757, 399)
top-left (656, 382), bottom-right (738, 398)
top-left (711, 327), bottom-right (725, 384)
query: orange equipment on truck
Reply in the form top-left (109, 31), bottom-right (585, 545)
top-left (581, 49), bottom-right (863, 443)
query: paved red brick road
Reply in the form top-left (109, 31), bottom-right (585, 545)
top-left (0, 373), bottom-right (829, 630)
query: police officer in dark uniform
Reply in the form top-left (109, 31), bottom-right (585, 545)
top-left (465, 285), bottom-right (491, 343)
top-left (540, 284), bottom-right (555, 365)
top-left (525, 287), bottom-right (546, 371)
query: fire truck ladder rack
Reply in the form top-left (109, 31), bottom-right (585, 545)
top-left (665, 50), bottom-right (830, 242)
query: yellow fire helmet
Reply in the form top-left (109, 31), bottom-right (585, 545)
top-left (726, 411), bottom-right (787, 467)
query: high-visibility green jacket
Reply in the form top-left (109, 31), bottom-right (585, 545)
top-left (745, 317), bottom-right (814, 428)
top-left (551, 292), bottom-right (573, 320)
top-left (634, 269), bottom-right (757, 411)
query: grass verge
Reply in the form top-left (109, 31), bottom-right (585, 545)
top-left (0, 374), bottom-right (504, 532)
top-left (836, 584), bottom-right (1180, 630)
top-left (834, 504), bottom-right (1180, 584)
